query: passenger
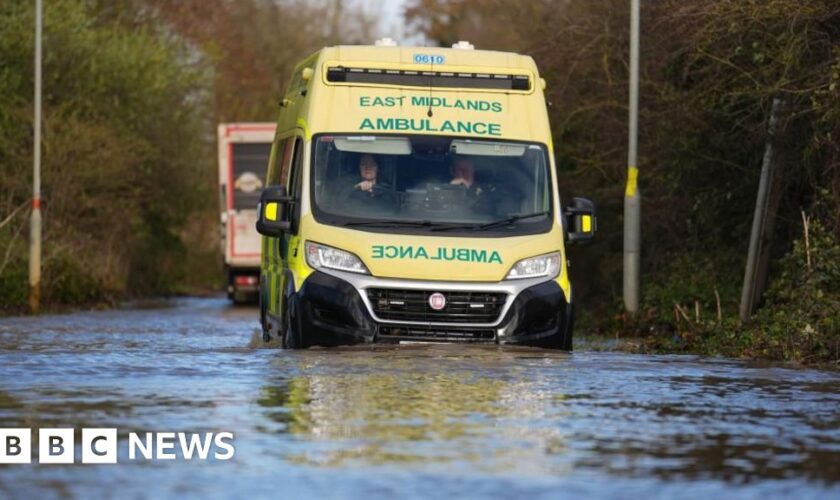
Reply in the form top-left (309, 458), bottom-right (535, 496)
top-left (449, 157), bottom-right (478, 191)
top-left (450, 157), bottom-right (492, 203)
top-left (449, 157), bottom-right (517, 216)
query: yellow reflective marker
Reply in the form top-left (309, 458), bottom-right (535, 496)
top-left (265, 202), bottom-right (278, 221)
top-left (582, 215), bottom-right (592, 233)
top-left (625, 166), bottom-right (639, 197)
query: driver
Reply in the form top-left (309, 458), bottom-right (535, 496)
top-left (353, 154), bottom-right (379, 194)
top-left (341, 154), bottom-right (395, 212)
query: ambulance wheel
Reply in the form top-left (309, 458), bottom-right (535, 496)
top-left (561, 303), bottom-right (575, 351)
top-left (282, 293), bottom-right (305, 349)
top-left (259, 282), bottom-right (271, 342)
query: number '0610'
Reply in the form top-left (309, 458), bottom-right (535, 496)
top-left (413, 54), bottom-right (445, 65)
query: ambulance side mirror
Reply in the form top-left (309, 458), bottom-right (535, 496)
top-left (256, 186), bottom-right (293, 237)
top-left (565, 197), bottom-right (596, 244)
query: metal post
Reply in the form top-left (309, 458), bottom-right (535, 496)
top-left (623, 0), bottom-right (641, 314)
top-left (739, 98), bottom-right (783, 322)
top-left (29, 0), bottom-right (43, 314)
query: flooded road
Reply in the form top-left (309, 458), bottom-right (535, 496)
top-left (0, 298), bottom-right (838, 498)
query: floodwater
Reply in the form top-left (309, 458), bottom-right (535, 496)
top-left (0, 298), bottom-right (838, 499)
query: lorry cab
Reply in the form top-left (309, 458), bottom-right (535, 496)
top-left (256, 42), bottom-right (595, 349)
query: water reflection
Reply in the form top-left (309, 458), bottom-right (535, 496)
top-left (251, 346), bottom-right (840, 484)
top-left (0, 300), bottom-right (838, 498)
top-left (258, 346), bottom-right (570, 472)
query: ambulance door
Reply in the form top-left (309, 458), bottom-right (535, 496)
top-left (262, 136), bottom-right (293, 314)
top-left (279, 135), bottom-right (304, 297)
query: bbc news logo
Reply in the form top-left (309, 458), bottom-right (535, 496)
top-left (0, 429), bottom-right (235, 464)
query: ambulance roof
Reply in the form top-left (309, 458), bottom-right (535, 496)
top-left (316, 45), bottom-right (540, 74)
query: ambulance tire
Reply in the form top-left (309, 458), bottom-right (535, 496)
top-left (282, 293), bottom-right (306, 349)
top-left (561, 303), bottom-right (575, 351)
top-left (259, 281), bottom-right (270, 342)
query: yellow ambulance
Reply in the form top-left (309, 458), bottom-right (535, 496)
top-left (256, 40), bottom-right (596, 349)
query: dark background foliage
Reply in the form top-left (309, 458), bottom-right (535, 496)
top-left (1, 0), bottom-right (837, 361)
top-left (0, 0), bottom-right (373, 310)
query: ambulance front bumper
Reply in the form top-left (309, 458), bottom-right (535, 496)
top-left (296, 269), bottom-right (571, 347)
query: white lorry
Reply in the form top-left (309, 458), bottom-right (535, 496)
top-left (218, 123), bottom-right (275, 303)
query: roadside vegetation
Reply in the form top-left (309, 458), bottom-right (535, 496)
top-left (1, 0), bottom-right (837, 364)
top-left (1, 0), bottom-right (211, 309)
top-left (407, 0), bottom-right (840, 364)
top-left (0, 0), bottom-right (373, 312)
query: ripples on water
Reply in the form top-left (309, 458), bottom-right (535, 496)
top-left (0, 298), bottom-right (838, 498)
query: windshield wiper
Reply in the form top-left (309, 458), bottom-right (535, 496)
top-left (471, 211), bottom-right (550, 231)
top-left (341, 212), bottom-right (549, 232)
top-left (342, 220), bottom-right (450, 229)
top-left (428, 222), bottom-right (482, 232)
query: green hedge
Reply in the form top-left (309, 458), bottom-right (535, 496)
top-left (0, 0), bottom-right (213, 313)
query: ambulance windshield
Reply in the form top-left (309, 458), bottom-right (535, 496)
top-left (311, 135), bottom-right (553, 235)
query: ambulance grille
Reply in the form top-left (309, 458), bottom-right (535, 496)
top-left (377, 326), bottom-right (496, 343)
top-left (367, 289), bottom-right (506, 324)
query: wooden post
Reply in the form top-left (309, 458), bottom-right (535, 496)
top-left (740, 98), bottom-right (785, 321)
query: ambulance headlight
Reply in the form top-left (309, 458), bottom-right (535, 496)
top-left (305, 241), bottom-right (369, 275)
top-left (505, 252), bottom-right (561, 280)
